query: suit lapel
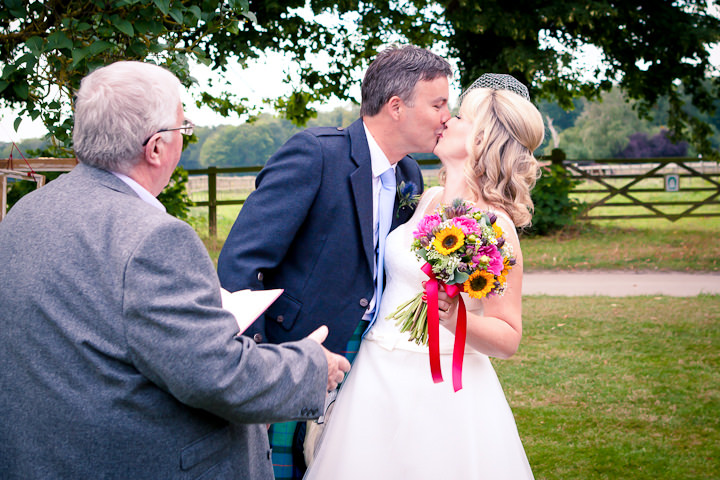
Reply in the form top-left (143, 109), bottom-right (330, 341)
top-left (347, 119), bottom-right (375, 272)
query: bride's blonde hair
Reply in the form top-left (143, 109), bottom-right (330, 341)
top-left (452, 87), bottom-right (544, 227)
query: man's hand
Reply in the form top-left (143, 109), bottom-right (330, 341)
top-left (307, 326), bottom-right (351, 391)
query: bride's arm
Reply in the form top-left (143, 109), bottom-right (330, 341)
top-left (440, 217), bottom-right (524, 359)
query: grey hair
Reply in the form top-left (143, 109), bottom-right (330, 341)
top-left (73, 61), bottom-right (182, 174)
top-left (360, 44), bottom-right (452, 117)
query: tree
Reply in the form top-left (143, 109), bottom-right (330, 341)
top-left (239, 0), bottom-right (720, 156)
top-left (2, 0), bottom-right (719, 156)
top-left (558, 88), bottom-right (663, 159)
top-left (0, 0), bottom-right (255, 147)
top-left (618, 129), bottom-right (690, 158)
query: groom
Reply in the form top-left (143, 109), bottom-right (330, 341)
top-left (218, 44), bottom-right (452, 479)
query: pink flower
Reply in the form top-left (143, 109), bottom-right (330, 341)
top-left (472, 245), bottom-right (504, 275)
top-left (452, 216), bottom-right (481, 236)
top-left (413, 214), bottom-right (442, 239)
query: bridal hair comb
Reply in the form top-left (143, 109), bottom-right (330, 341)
top-left (458, 73), bottom-right (530, 103)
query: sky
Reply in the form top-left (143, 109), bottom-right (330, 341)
top-left (1, 40), bottom-right (718, 144)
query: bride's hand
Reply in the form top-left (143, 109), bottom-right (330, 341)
top-left (436, 287), bottom-right (459, 333)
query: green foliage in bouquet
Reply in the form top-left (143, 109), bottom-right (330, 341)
top-left (528, 163), bottom-right (584, 236)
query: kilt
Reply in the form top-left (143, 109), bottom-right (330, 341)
top-left (269, 320), bottom-right (369, 480)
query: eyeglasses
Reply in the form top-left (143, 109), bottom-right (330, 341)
top-left (142, 119), bottom-right (194, 146)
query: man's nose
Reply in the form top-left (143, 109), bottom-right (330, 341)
top-left (441, 106), bottom-right (451, 123)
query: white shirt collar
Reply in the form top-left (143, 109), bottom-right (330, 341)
top-left (363, 122), bottom-right (394, 177)
top-left (111, 172), bottom-right (166, 212)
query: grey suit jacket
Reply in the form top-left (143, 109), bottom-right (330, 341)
top-left (0, 164), bottom-right (327, 479)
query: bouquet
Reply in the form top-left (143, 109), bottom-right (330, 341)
top-left (386, 198), bottom-right (516, 391)
top-left (387, 198), bottom-right (516, 346)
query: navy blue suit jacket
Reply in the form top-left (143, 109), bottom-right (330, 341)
top-left (218, 118), bottom-right (424, 353)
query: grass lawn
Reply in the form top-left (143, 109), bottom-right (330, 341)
top-left (190, 203), bottom-right (720, 271)
top-left (497, 295), bottom-right (720, 479)
top-left (187, 182), bottom-right (719, 478)
top-left (519, 219), bottom-right (720, 272)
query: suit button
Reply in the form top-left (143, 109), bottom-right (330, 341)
top-left (276, 315), bottom-right (284, 323)
top-left (359, 298), bottom-right (369, 308)
top-left (257, 272), bottom-right (264, 281)
top-left (253, 333), bottom-right (263, 343)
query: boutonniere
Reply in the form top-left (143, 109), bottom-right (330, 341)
top-left (396, 181), bottom-right (420, 216)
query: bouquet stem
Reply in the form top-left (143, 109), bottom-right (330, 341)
top-left (385, 292), bottom-right (429, 346)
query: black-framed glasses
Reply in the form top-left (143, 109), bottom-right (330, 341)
top-left (142, 119), bottom-right (194, 146)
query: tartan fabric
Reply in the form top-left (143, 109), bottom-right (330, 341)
top-left (269, 319), bottom-right (370, 480)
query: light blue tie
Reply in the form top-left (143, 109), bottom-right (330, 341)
top-left (370, 168), bottom-right (396, 326)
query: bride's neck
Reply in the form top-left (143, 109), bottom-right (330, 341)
top-left (441, 167), bottom-right (470, 204)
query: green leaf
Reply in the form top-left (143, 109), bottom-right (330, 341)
top-left (14, 116), bottom-right (21, 131)
top-left (242, 11), bottom-right (257, 24)
top-left (71, 46), bottom-right (90, 67)
top-left (2, 63), bottom-right (17, 77)
top-left (25, 36), bottom-right (44, 55)
top-left (0, 80), bottom-right (9, 93)
top-left (6, 0), bottom-right (26, 18)
top-left (89, 40), bottom-right (113, 56)
top-left (153, 0), bottom-right (170, 15)
top-left (188, 6), bottom-right (202, 20)
top-left (12, 81), bottom-right (28, 100)
top-left (77, 22), bottom-right (92, 31)
top-left (111, 16), bottom-right (134, 37)
top-left (46, 31), bottom-right (73, 51)
top-left (453, 271), bottom-right (470, 285)
top-left (169, 7), bottom-right (183, 24)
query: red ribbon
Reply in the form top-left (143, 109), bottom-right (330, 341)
top-left (421, 262), bottom-right (467, 392)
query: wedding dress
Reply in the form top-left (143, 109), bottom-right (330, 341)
top-left (304, 187), bottom-right (534, 479)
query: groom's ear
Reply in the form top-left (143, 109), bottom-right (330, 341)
top-left (386, 96), bottom-right (403, 120)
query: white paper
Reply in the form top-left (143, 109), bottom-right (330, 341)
top-left (220, 288), bottom-right (283, 334)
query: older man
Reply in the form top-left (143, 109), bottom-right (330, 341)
top-left (0, 61), bottom-right (349, 480)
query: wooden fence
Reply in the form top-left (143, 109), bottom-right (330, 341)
top-left (187, 153), bottom-right (720, 237)
top-left (3, 154), bottom-right (717, 233)
top-left (0, 157), bottom-right (77, 222)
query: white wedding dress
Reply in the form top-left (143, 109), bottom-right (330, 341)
top-left (304, 187), bottom-right (534, 479)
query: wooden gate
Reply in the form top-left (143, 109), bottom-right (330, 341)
top-left (548, 150), bottom-right (720, 221)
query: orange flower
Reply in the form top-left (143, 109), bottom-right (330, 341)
top-left (492, 223), bottom-right (504, 239)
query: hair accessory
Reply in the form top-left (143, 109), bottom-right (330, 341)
top-left (459, 73), bottom-right (530, 103)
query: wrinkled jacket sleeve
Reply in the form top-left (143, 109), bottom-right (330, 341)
top-left (123, 219), bottom-right (327, 424)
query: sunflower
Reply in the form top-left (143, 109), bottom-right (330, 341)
top-left (432, 226), bottom-right (465, 255)
top-left (464, 270), bottom-right (496, 299)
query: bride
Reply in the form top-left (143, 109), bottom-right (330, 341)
top-left (304, 74), bottom-right (545, 479)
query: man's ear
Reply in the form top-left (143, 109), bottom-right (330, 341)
top-left (386, 95), bottom-right (403, 120)
top-left (144, 137), bottom-right (163, 168)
